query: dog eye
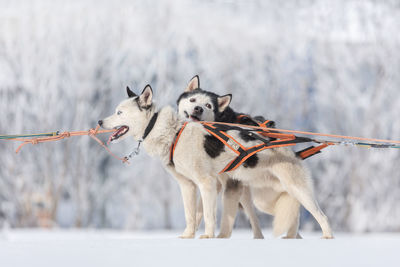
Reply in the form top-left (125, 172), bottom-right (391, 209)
top-left (190, 98), bottom-right (196, 103)
top-left (205, 103), bottom-right (212, 109)
top-left (117, 111), bottom-right (122, 115)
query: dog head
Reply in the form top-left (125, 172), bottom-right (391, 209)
top-left (99, 85), bottom-right (155, 143)
top-left (177, 75), bottom-right (232, 122)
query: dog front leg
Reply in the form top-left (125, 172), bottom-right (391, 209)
top-left (175, 175), bottom-right (197, 239)
top-left (198, 178), bottom-right (218, 239)
top-left (195, 196), bottom-right (203, 231)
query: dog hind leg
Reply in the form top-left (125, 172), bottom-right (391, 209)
top-left (196, 181), bottom-right (221, 231)
top-left (273, 192), bottom-right (300, 238)
top-left (217, 179), bottom-right (242, 238)
top-left (271, 163), bottom-right (333, 239)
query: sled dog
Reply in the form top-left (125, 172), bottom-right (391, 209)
top-left (177, 76), bottom-right (302, 238)
top-left (99, 85), bottom-right (333, 239)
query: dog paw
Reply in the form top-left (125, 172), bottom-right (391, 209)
top-left (179, 233), bottom-right (195, 239)
top-left (296, 233), bottom-right (303, 239)
top-left (253, 233), bottom-right (264, 239)
top-left (199, 234), bottom-right (214, 239)
top-left (321, 235), bottom-right (334, 239)
top-left (282, 235), bottom-right (299, 239)
top-left (216, 233), bottom-right (230, 239)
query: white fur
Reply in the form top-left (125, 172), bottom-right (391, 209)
top-left (178, 93), bottom-right (217, 122)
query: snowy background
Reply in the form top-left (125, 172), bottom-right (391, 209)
top-left (1, 0), bottom-right (400, 235)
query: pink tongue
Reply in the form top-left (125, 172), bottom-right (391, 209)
top-left (107, 130), bottom-right (119, 145)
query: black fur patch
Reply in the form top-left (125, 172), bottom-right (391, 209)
top-left (204, 134), bottom-right (225, 158)
top-left (253, 115), bottom-right (266, 123)
top-left (215, 106), bottom-right (237, 123)
top-left (243, 154), bottom-right (258, 168)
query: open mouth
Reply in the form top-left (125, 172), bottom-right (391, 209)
top-left (184, 111), bottom-right (190, 119)
top-left (107, 126), bottom-right (129, 144)
top-left (184, 111), bottom-right (200, 122)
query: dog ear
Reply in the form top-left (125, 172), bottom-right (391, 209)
top-left (184, 75), bottom-right (200, 92)
top-left (217, 94), bottom-right (232, 112)
top-left (126, 86), bottom-right (137, 98)
top-left (138, 84), bottom-right (153, 108)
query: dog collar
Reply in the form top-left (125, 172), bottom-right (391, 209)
top-left (142, 112), bottom-right (159, 140)
top-left (124, 112), bottom-right (158, 162)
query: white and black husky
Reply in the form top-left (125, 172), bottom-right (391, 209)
top-left (177, 76), bottom-right (305, 239)
top-left (99, 85), bottom-right (333, 239)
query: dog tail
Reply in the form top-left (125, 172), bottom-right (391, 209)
top-left (272, 193), bottom-right (300, 237)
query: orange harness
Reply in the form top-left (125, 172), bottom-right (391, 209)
top-left (234, 115), bottom-right (330, 160)
top-left (169, 117), bottom-right (331, 173)
top-left (169, 122), bottom-right (189, 165)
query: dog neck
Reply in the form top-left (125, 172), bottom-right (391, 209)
top-left (141, 106), bottom-right (184, 165)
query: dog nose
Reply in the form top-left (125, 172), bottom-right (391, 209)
top-left (194, 106), bottom-right (203, 114)
top-left (98, 120), bottom-right (103, 126)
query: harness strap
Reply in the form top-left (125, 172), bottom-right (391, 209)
top-left (260, 120), bottom-right (270, 127)
top-left (295, 143), bottom-right (331, 160)
top-left (236, 115), bottom-right (330, 160)
top-left (202, 123), bottom-right (313, 173)
top-left (168, 119), bottom-right (333, 173)
top-left (236, 114), bottom-right (248, 121)
top-left (169, 122), bottom-right (188, 165)
top-left (237, 115), bottom-right (276, 139)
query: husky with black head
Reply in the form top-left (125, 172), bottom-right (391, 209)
top-left (177, 76), bottom-right (303, 239)
top-left (177, 76), bottom-right (233, 123)
top-left (177, 76), bottom-right (264, 239)
top-left (99, 84), bottom-right (333, 240)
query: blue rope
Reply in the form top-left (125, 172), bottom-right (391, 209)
top-left (0, 132), bottom-right (59, 140)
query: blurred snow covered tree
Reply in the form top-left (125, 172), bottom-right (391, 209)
top-left (0, 0), bottom-right (399, 232)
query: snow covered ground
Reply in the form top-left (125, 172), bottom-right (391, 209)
top-left (1, 229), bottom-right (399, 267)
